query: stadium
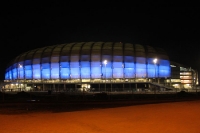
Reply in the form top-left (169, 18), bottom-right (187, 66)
top-left (1, 42), bottom-right (199, 93)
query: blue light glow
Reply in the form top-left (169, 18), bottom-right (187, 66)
top-left (113, 62), bottom-right (123, 78)
top-left (81, 61), bottom-right (90, 78)
top-left (41, 63), bottom-right (50, 79)
top-left (25, 65), bottom-right (32, 79)
top-left (51, 63), bottom-right (59, 79)
top-left (6, 57), bottom-right (171, 80)
top-left (135, 57), bottom-right (146, 78)
top-left (32, 64), bottom-right (41, 79)
top-left (60, 68), bottom-right (70, 79)
top-left (71, 68), bottom-right (80, 78)
top-left (158, 60), bottom-right (171, 77)
top-left (124, 68), bottom-right (135, 78)
top-left (91, 62), bottom-right (101, 78)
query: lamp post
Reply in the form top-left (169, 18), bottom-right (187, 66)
top-left (18, 64), bottom-right (22, 91)
top-left (153, 58), bottom-right (157, 96)
top-left (104, 60), bottom-right (107, 92)
top-left (153, 58), bottom-right (157, 82)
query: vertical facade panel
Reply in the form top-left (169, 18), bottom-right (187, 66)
top-left (25, 50), bottom-right (36, 79)
top-left (135, 57), bottom-right (146, 78)
top-left (80, 42), bottom-right (93, 79)
top-left (146, 46), bottom-right (157, 78)
top-left (41, 47), bottom-right (54, 79)
top-left (51, 45), bottom-right (64, 79)
top-left (60, 59), bottom-right (70, 79)
top-left (32, 59), bottom-right (41, 79)
top-left (154, 47), bottom-right (171, 78)
top-left (41, 57), bottom-right (50, 79)
top-left (70, 43), bottom-right (83, 79)
top-left (158, 59), bottom-right (171, 77)
top-left (91, 42), bottom-right (103, 78)
top-left (60, 43), bottom-right (74, 79)
top-left (113, 42), bottom-right (123, 78)
top-left (124, 43), bottom-right (135, 78)
top-left (102, 42), bottom-right (113, 79)
top-left (17, 53), bottom-right (27, 79)
top-left (12, 63), bottom-right (17, 80)
top-left (32, 48), bottom-right (46, 79)
top-left (147, 58), bottom-right (158, 78)
top-left (135, 44), bottom-right (147, 78)
top-left (5, 67), bottom-right (12, 80)
top-left (18, 61), bottom-right (24, 79)
top-left (50, 57), bottom-right (59, 79)
top-left (12, 55), bottom-right (21, 80)
top-left (24, 60), bottom-right (32, 79)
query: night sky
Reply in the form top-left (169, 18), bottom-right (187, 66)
top-left (1, 1), bottom-right (200, 80)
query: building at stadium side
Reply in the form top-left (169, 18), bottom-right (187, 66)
top-left (1, 42), bottom-right (198, 92)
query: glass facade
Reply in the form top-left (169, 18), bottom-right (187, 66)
top-left (5, 42), bottom-right (171, 80)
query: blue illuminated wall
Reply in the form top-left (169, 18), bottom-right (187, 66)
top-left (5, 58), bottom-right (171, 80)
top-left (5, 43), bottom-right (171, 80)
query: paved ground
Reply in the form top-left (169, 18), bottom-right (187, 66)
top-left (1, 100), bottom-right (200, 133)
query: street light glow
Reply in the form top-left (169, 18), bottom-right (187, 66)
top-left (153, 58), bottom-right (157, 64)
top-left (153, 58), bottom-right (158, 82)
top-left (104, 60), bottom-right (107, 65)
top-left (19, 64), bottom-right (22, 67)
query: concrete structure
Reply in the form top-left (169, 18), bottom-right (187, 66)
top-left (1, 42), bottom-right (198, 92)
top-left (169, 61), bottom-right (198, 90)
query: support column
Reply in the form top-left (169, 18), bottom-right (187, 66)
top-left (111, 83), bottom-right (112, 92)
top-left (32, 84), bottom-right (34, 91)
top-left (53, 84), bottom-right (55, 92)
top-left (43, 83), bottom-right (45, 91)
top-left (64, 83), bottom-right (66, 92)
top-left (135, 83), bottom-right (137, 91)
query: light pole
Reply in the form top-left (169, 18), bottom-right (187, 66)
top-left (18, 64), bottom-right (22, 91)
top-left (153, 58), bottom-right (157, 82)
top-left (153, 58), bottom-right (157, 96)
top-left (104, 60), bottom-right (107, 92)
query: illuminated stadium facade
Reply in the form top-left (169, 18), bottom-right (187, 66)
top-left (2, 42), bottom-right (198, 92)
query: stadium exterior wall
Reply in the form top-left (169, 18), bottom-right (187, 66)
top-left (2, 42), bottom-right (197, 92)
top-left (5, 42), bottom-right (171, 80)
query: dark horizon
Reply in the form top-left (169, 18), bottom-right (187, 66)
top-left (1, 2), bottom-right (200, 80)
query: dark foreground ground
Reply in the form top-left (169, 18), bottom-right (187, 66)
top-left (1, 97), bottom-right (200, 133)
top-left (1, 91), bottom-right (200, 114)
